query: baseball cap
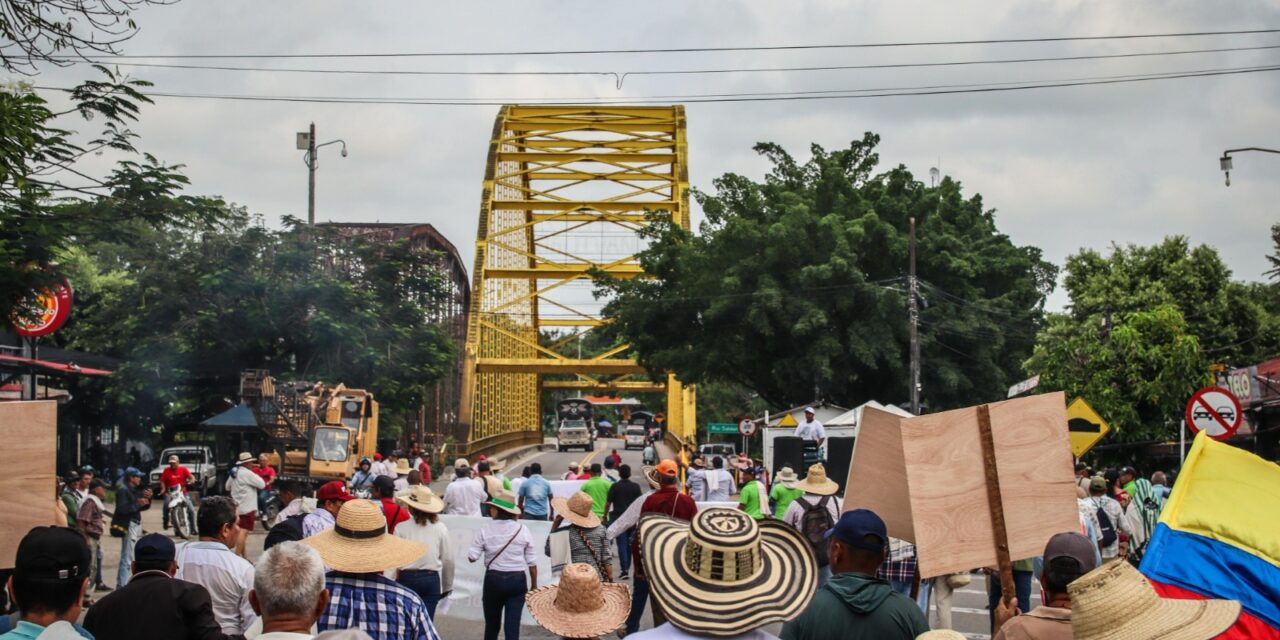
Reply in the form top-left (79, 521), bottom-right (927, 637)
top-left (804, 406), bottom-right (816, 413)
top-left (1043, 531), bottom-right (1098, 574)
top-left (15, 526), bottom-right (90, 582)
top-left (373, 452), bottom-right (382, 461)
top-left (372, 475), bottom-right (395, 495)
top-left (124, 467), bottom-right (144, 478)
top-left (1120, 466), bottom-right (1137, 477)
top-left (316, 480), bottom-right (354, 502)
top-left (134, 533), bottom-right (176, 564)
top-left (1089, 476), bottom-right (1108, 492)
top-left (656, 459), bottom-right (679, 476)
top-left (825, 508), bottom-right (888, 551)
top-left (454, 457), bottom-right (470, 469)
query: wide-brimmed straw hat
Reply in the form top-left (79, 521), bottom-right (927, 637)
top-left (394, 458), bottom-right (412, 476)
top-left (302, 499), bottom-right (426, 573)
top-left (774, 467), bottom-right (799, 485)
top-left (235, 452), bottom-right (254, 465)
top-left (792, 463), bottom-right (840, 496)
top-left (489, 458), bottom-right (506, 472)
top-left (640, 507), bottom-right (817, 637)
top-left (484, 488), bottom-right (522, 516)
top-left (551, 491), bottom-right (601, 529)
top-left (526, 563), bottom-right (630, 639)
top-left (396, 485), bottom-right (444, 515)
top-left (1069, 560), bottom-right (1240, 640)
top-left (641, 465), bottom-right (660, 490)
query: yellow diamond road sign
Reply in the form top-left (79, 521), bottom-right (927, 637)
top-left (1067, 397), bottom-right (1110, 458)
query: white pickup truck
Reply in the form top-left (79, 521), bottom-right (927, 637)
top-left (149, 445), bottom-right (218, 495)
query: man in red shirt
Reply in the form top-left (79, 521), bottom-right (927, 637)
top-left (627, 459), bottom-right (698, 635)
top-left (159, 455), bottom-right (195, 531)
top-left (372, 476), bottom-right (409, 534)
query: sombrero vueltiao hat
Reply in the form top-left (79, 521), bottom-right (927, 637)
top-left (484, 488), bottom-right (522, 516)
top-left (1070, 560), bottom-right (1240, 640)
top-left (302, 499), bottom-right (426, 573)
top-left (526, 563), bottom-right (630, 639)
top-left (396, 485), bottom-right (444, 515)
top-left (792, 463), bottom-right (840, 496)
top-left (551, 491), bottom-right (601, 529)
top-left (641, 465), bottom-right (660, 490)
top-left (640, 508), bottom-right (817, 637)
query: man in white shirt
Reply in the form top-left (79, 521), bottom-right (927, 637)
top-left (705, 456), bottom-right (736, 502)
top-left (302, 481), bottom-right (353, 538)
top-left (793, 407), bottom-right (826, 446)
top-left (443, 459), bottom-right (487, 516)
top-left (225, 452), bottom-right (266, 558)
top-left (176, 495), bottom-right (258, 635)
top-left (249, 542), bottom-right (329, 640)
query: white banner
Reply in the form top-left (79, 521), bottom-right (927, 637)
top-left (435, 515), bottom-right (554, 624)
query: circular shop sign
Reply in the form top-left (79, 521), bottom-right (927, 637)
top-left (12, 280), bottom-right (73, 337)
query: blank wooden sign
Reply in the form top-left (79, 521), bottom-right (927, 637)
top-left (843, 406), bottom-right (915, 541)
top-left (0, 401), bottom-right (58, 569)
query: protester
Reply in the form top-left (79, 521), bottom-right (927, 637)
top-left (468, 489), bottom-right (538, 640)
top-left (782, 509), bottom-right (928, 640)
top-left (255, 454), bottom-right (277, 516)
top-left (526, 563), bottom-right (630, 640)
top-left (160, 454), bottom-right (197, 534)
top-left (272, 479), bottom-right (308, 527)
top-left (370, 452), bottom-right (390, 478)
top-left (511, 466), bottom-right (529, 498)
top-left (631, 507), bottom-right (816, 640)
top-left (990, 532), bottom-right (1097, 640)
top-left (0, 527), bottom-right (92, 640)
top-left (1118, 466), bottom-right (1138, 496)
top-left (350, 458), bottom-right (376, 494)
top-left (770, 467), bottom-right (803, 515)
top-left (563, 462), bottom-right (582, 481)
top-left (685, 458), bottom-right (707, 501)
top-left (603, 457), bottom-right (621, 483)
top-left (642, 442), bottom-right (657, 467)
top-left (781, 463), bottom-right (841, 586)
top-left (225, 452), bottom-right (267, 558)
top-left (490, 459), bottom-right (512, 491)
top-left (1150, 471), bottom-right (1171, 501)
top-left (444, 458), bottom-right (486, 516)
top-left (393, 458), bottom-right (413, 492)
top-left (175, 495), bottom-right (258, 635)
top-left (371, 476), bottom-right (409, 534)
top-left (417, 452), bottom-right (433, 485)
top-left (303, 500), bottom-right (439, 639)
top-left (552, 492), bottom-right (613, 581)
top-left (1088, 476), bottom-right (1131, 560)
top-left (248, 542), bottom-right (329, 640)
top-left (84, 533), bottom-right (231, 640)
top-left (605, 464), bottom-right (644, 579)
top-left (1127, 477), bottom-right (1162, 552)
top-left (75, 479), bottom-right (110, 593)
top-left (986, 557), bottom-right (1035, 630)
top-left (76, 468), bottom-right (93, 504)
top-left (605, 466), bottom-right (659, 556)
top-left (518, 462), bottom-right (553, 521)
top-left (112, 466), bottom-right (152, 588)
top-left (394, 486), bottom-right (453, 620)
top-left (1068, 560), bottom-right (1240, 640)
top-left (704, 457), bottom-right (735, 502)
top-left (581, 463), bottom-right (612, 520)
top-left (737, 465), bottom-right (771, 520)
top-left (59, 474), bottom-right (80, 527)
top-left (478, 461), bottom-right (505, 508)
top-left (303, 481), bottom-right (354, 538)
top-left (1074, 487), bottom-right (1104, 564)
top-left (624, 460), bottom-right (698, 636)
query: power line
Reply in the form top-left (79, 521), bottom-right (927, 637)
top-left (33, 63), bottom-right (1280, 106)
top-left (46, 28), bottom-right (1280, 59)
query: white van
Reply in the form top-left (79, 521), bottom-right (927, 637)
top-left (624, 425), bottom-right (647, 450)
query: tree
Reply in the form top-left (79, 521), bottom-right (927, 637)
top-left (597, 133), bottom-right (1056, 411)
top-left (1267, 222), bottom-right (1280, 282)
top-left (0, 0), bottom-right (176, 74)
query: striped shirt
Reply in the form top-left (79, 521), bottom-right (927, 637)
top-left (321, 572), bottom-right (440, 640)
top-left (567, 524), bottom-right (612, 576)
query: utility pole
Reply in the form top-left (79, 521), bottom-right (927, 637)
top-left (909, 216), bottom-right (920, 416)
top-left (307, 122), bottom-right (317, 225)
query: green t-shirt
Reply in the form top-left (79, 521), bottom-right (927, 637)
top-left (770, 484), bottom-right (804, 516)
top-left (580, 476), bottom-right (612, 519)
top-left (739, 480), bottom-right (766, 519)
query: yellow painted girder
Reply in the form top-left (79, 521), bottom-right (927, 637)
top-left (485, 264), bottom-right (646, 280)
top-left (541, 380), bottom-right (667, 391)
top-left (477, 358), bottom-right (647, 375)
top-left (488, 200), bottom-right (676, 212)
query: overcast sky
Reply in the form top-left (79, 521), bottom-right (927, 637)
top-left (29, 1), bottom-right (1280, 311)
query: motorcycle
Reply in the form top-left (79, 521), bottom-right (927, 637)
top-left (166, 485), bottom-right (195, 539)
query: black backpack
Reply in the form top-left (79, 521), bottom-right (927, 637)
top-left (799, 496), bottom-right (835, 567)
top-left (264, 513), bottom-right (307, 551)
top-left (1094, 499), bottom-right (1118, 548)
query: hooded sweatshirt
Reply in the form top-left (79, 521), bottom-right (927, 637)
top-left (780, 572), bottom-right (928, 640)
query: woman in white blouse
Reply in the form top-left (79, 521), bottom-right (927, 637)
top-left (468, 488), bottom-right (538, 640)
top-left (393, 485), bottom-right (454, 619)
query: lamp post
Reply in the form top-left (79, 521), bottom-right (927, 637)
top-left (297, 123), bottom-right (349, 225)
top-left (1219, 147), bottom-right (1279, 186)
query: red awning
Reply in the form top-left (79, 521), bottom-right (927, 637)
top-left (0, 354), bottom-right (113, 376)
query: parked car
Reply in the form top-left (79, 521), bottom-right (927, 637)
top-left (149, 445), bottom-right (218, 495)
top-left (698, 443), bottom-right (737, 459)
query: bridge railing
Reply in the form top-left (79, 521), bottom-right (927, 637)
top-left (459, 429), bottom-right (544, 462)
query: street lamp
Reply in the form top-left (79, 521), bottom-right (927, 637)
top-left (297, 122), bottom-right (349, 225)
top-left (1219, 147), bottom-right (1279, 187)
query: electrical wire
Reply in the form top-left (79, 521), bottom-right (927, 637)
top-left (45, 27), bottom-right (1280, 59)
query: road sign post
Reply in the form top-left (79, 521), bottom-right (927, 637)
top-left (1066, 398), bottom-right (1110, 458)
top-left (1184, 387), bottom-right (1243, 441)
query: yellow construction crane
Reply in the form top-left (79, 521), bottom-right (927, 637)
top-left (458, 105), bottom-right (697, 455)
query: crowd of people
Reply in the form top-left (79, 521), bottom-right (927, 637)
top-left (7, 435), bottom-right (1247, 640)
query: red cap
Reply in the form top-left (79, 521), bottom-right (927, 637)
top-left (373, 453), bottom-right (383, 460)
top-left (478, 454), bottom-right (487, 461)
top-left (316, 480), bottom-right (354, 502)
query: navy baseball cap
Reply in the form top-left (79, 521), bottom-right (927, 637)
top-left (124, 467), bottom-right (144, 478)
top-left (825, 508), bottom-right (889, 551)
top-left (372, 475), bottom-right (395, 494)
top-left (134, 533), bottom-right (176, 564)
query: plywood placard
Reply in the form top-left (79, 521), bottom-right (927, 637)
top-left (902, 392), bottom-right (1078, 578)
top-left (0, 401), bottom-right (59, 569)
top-left (843, 406), bottom-right (915, 541)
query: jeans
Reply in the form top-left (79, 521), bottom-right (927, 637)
top-left (889, 579), bottom-right (913, 596)
top-left (117, 521), bottom-right (141, 587)
top-left (398, 570), bottom-right (443, 620)
top-left (916, 577), bottom-right (932, 613)
top-left (482, 570), bottom-right (526, 640)
top-left (987, 569), bottom-right (1033, 632)
top-left (522, 513), bottom-right (548, 521)
top-left (89, 537), bottom-right (104, 586)
top-left (625, 575), bottom-right (650, 634)
top-left (615, 529), bottom-right (633, 575)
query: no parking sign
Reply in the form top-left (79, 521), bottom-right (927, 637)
top-left (1184, 386), bottom-right (1243, 441)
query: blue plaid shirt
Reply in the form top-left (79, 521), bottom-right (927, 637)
top-left (321, 572), bottom-right (440, 640)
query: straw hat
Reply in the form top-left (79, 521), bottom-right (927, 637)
top-left (302, 499), bottom-right (426, 573)
top-left (691, 457), bottom-right (705, 468)
top-left (792, 463), bottom-right (840, 496)
top-left (483, 475), bottom-right (505, 499)
top-left (235, 452), bottom-right (254, 465)
top-left (484, 488), bottom-right (522, 516)
top-left (640, 508), bottom-right (817, 637)
top-left (1069, 560), bottom-right (1240, 640)
top-left (774, 467), bottom-right (799, 485)
top-left (916, 631), bottom-right (967, 640)
top-left (526, 563), bottom-right (630, 639)
top-left (641, 465), bottom-right (660, 490)
top-left (489, 458), bottom-right (506, 472)
top-left (394, 458), bottom-right (412, 476)
top-left (551, 491), bottom-right (601, 529)
top-left (396, 485), bottom-right (444, 515)
top-left (454, 457), bottom-right (469, 469)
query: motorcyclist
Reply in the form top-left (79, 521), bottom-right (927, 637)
top-left (159, 454), bottom-right (195, 535)
top-left (351, 457), bottom-right (376, 494)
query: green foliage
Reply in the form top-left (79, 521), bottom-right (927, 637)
top-left (597, 133), bottom-right (1055, 411)
top-left (1267, 222), bottom-right (1280, 282)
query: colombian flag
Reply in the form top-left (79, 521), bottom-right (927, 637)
top-left (1139, 432), bottom-right (1280, 639)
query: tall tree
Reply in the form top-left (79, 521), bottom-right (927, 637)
top-left (597, 133), bottom-right (1055, 411)
top-left (0, 0), bottom-right (176, 73)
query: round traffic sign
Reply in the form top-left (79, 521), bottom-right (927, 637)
top-left (738, 418), bottom-right (757, 437)
top-left (1184, 386), bottom-right (1243, 441)
top-left (11, 280), bottom-right (72, 338)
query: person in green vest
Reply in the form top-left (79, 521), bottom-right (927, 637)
top-left (770, 466), bottom-right (804, 516)
top-left (738, 465), bottom-right (771, 520)
top-left (579, 463), bottom-right (612, 519)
